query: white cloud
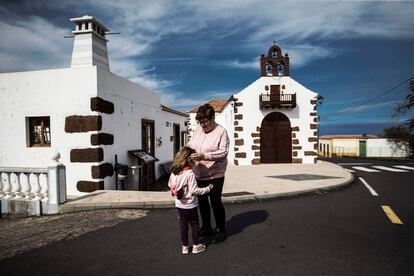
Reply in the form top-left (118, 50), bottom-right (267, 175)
top-left (214, 58), bottom-right (259, 70)
top-left (320, 117), bottom-right (408, 126)
top-left (330, 101), bottom-right (398, 115)
top-left (159, 88), bottom-right (235, 112)
top-left (1, 0), bottom-right (413, 92)
top-left (0, 16), bottom-right (71, 72)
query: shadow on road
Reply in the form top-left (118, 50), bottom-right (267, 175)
top-left (201, 210), bottom-right (269, 244)
top-left (227, 209), bottom-right (269, 237)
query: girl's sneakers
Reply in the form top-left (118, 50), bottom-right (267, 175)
top-left (192, 244), bottom-right (206, 254)
top-left (182, 245), bottom-right (189, 255)
top-left (182, 244), bottom-right (206, 254)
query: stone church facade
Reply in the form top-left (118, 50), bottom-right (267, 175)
top-left (189, 44), bottom-right (319, 164)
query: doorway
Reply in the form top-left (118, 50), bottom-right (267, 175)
top-left (173, 123), bottom-right (180, 156)
top-left (260, 112), bottom-right (292, 163)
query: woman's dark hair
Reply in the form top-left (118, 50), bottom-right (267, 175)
top-left (196, 103), bottom-right (215, 121)
top-left (171, 146), bottom-right (195, 175)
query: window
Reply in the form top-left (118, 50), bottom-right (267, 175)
top-left (142, 119), bottom-right (155, 155)
top-left (28, 117), bottom-right (51, 147)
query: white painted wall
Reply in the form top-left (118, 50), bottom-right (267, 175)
top-left (233, 76), bottom-right (317, 164)
top-left (0, 66), bottom-right (98, 196)
top-left (367, 138), bottom-right (409, 157)
top-left (318, 138), bottom-right (409, 157)
top-left (0, 66), bottom-right (187, 196)
top-left (332, 139), bottom-right (360, 156)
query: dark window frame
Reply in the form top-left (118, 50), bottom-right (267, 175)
top-left (28, 116), bottom-right (51, 147)
top-left (141, 119), bottom-right (155, 156)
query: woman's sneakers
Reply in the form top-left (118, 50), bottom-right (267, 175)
top-left (212, 231), bottom-right (227, 244)
top-left (182, 245), bottom-right (189, 255)
top-left (192, 244), bottom-right (206, 254)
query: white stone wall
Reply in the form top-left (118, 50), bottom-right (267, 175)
top-left (367, 139), bottom-right (409, 157)
top-left (332, 139), bottom-right (360, 156)
top-left (233, 76), bottom-right (318, 164)
top-left (188, 113), bottom-right (197, 139)
top-left (95, 68), bottom-right (187, 190)
top-left (221, 103), bottom-right (235, 164)
top-left (0, 67), bottom-right (98, 196)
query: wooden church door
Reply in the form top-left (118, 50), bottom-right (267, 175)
top-left (260, 112), bottom-right (292, 163)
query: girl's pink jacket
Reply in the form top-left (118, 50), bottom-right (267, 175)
top-left (187, 123), bottom-right (230, 180)
top-left (168, 169), bottom-right (211, 209)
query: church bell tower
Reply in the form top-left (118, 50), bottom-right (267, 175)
top-left (260, 43), bottom-right (290, 77)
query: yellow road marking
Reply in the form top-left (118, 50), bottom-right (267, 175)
top-left (381, 205), bottom-right (403, 225)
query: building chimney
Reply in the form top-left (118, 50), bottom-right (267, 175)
top-left (70, 15), bottom-right (110, 71)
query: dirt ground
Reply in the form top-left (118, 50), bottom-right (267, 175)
top-left (0, 209), bottom-right (148, 261)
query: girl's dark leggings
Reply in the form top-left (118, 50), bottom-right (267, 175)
top-left (177, 207), bottom-right (200, 246)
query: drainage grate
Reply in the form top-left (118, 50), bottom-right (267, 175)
top-left (222, 191), bottom-right (254, 197)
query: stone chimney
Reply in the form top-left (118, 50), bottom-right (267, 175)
top-left (70, 15), bottom-right (110, 71)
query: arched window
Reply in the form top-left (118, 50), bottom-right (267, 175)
top-left (277, 63), bottom-right (285, 76)
top-left (272, 50), bottom-right (277, 58)
top-left (266, 63), bottom-right (273, 76)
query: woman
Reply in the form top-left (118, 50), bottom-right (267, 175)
top-left (188, 103), bottom-right (229, 243)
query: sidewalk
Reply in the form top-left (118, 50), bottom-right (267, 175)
top-left (60, 161), bottom-right (353, 213)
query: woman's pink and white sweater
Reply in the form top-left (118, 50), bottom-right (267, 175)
top-left (187, 123), bottom-right (229, 180)
top-left (168, 169), bottom-right (211, 209)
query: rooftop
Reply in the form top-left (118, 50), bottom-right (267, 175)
top-left (188, 99), bottom-right (229, 113)
top-left (320, 134), bottom-right (379, 140)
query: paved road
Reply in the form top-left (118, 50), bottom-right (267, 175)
top-left (325, 157), bottom-right (414, 226)
top-left (1, 158), bottom-right (413, 275)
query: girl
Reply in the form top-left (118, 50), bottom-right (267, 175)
top-left (168, 146), bottom-right (213, 254)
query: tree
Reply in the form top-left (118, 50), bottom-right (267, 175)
top-left (382, 80), bottom-right (414, 157)
top-left (394, 80), bottom-right (414, 118)
top-left (382, 125), bottom-right (413, 156)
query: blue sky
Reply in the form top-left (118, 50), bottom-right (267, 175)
top-left (0, 0), bottom-right (413, 135)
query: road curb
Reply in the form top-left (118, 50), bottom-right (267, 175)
top-left (59, 171), bottom-right (355, 213)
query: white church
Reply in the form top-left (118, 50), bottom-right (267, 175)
top-left (189, 44), bottom-right (319, 165)
top-left (0, 15), bottom-right (188, 197)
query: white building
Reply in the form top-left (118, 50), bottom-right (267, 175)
top-left (0, 15), bottom-right (187, 196)
top-left (189, 44), bottom-right (319, 164)
top-left (319, 135), bottom-right (409, 158)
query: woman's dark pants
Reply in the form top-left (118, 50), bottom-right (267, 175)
top-left (177, 207), bottom-right (200, 246)
top-left (197, 177), bottom-right (226, 232)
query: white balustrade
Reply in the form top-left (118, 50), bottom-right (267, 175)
top-left (0, 173), bottom-right (3, 198)
top-left (0, 168), bottom-right (49, 201)
top-left (11, 173), bottom-right (24, 199)
top-left (0, 151), bottom-right (66, 215)
top-left (40, 173), bottom-right (48, 201)
top-left (21, 172), bottom-right (32, 199)
top-left (32, 173), bottom-right (42, 200)
top-left (3, 172), bottom-right (12, 199)
top-left (262, 94), bottom-right (270, 101)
